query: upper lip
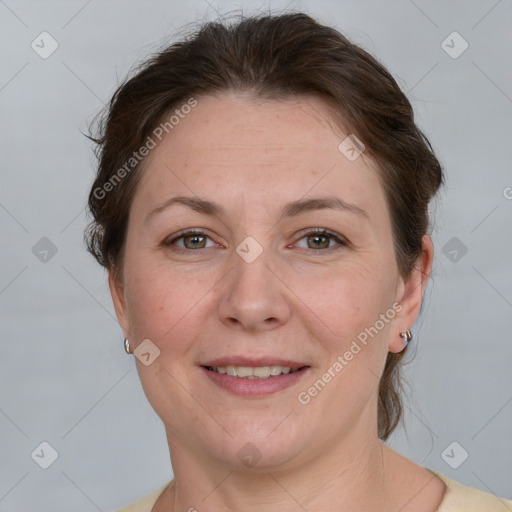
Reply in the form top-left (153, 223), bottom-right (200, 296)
top-left (201, 357), bottom-right (309, 371)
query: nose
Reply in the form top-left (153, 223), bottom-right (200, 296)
top-left (217, 246), bottom-right (292, 332)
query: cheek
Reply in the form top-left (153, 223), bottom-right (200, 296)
top-left (291, 257), bottom-right (396, 339)
top-left (123, 262), bottom-right (214, 425)
top-left (289, 256), bottom-right (397, 413)
top-left (123, 259), bottom-right (209, 351)
top-left (293, 263), bottom-right (396, 422)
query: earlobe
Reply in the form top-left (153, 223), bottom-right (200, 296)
top-left (389, 235), bottom-right (434, 353)
top-left (108, 272), bottom-right (130, 338)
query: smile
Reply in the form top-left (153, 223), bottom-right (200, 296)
top-left (200, 363), bottom-right (310, 397)
top-left (204, 365), bottom-right (302, 379)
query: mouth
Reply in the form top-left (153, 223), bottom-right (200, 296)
top-left (202, 364), bottom-right (306, 379)
top-left (200, 358), bottom-right (310, 396)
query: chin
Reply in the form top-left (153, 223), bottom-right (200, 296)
top-left (209, 419), bottom-right (310, 472)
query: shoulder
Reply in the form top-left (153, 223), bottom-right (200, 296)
top-left (428, 469), bottom-right (512, 512)
top-left (110, 473), bottom-right (512, 512)
top-left (113, 480), bottom-right (172, 512)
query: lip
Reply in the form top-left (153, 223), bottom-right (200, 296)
top-left (201, 366), bottom-right (310, 397)
top-left (199, 358), bottom-right (310, 397)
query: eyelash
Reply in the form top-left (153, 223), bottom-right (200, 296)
top-left (164, 228), bottom-right (347, 253)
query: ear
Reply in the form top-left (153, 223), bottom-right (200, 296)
top-left (389, 235), bottom-right (434, 353)
top-left (108, 271), bottom-right (131, 339)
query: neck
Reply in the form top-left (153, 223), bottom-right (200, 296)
top-left (159, 425), bottom-right (393, 511)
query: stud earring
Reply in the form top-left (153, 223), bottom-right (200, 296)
top-left (400, 329), bottom-right (412, 347)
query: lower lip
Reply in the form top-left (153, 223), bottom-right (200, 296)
top-left (200, 366), bottom-right (310, 397)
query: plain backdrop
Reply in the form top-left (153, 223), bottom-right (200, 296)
top-left (1, 0), bottom-right (511, 510)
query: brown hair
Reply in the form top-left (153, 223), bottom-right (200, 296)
top-left (85, 13), bottom-right (443, 440)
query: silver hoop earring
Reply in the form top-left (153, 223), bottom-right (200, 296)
top-left (124, 338), bottom-right (132, 355)
top-left (400, 329), bottom-right (412, 346)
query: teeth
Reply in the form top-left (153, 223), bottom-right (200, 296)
top-left (211, 365), bottom-right (297, 379)
top-left (253, 366), bottom-right (271, 378)
top-left (236, 366), bottom-right (254, 378)
top-left (270, 365), bottom-right (283, 376)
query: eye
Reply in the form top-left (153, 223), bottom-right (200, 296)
top-left (164, 229), bottom-right (217, 250)
top-left (294, 229), bottom-right (347, 250)
top-left (164, 228), bottom-right (347, 253)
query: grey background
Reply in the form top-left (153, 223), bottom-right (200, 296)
top-left (1, 0), bottom-right (511, 510)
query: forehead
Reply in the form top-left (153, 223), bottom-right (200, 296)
top-left (132, 92), bottom-right (386, 222)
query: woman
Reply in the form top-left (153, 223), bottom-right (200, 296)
top-left (85, 13), bottom-right (512, 512)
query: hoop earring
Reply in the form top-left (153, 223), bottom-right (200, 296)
top-left (400, 329), bottom-right (412, 347)
top-left (124, 338), bottom-right (132, 355)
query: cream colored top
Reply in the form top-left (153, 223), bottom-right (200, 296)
top-left (115, 469), bottom-right (512, 511)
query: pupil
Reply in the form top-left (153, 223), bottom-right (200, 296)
top-left (309, 235), bottom-right (328, 249)
top-left (186, 235), bottom-right (205, 249)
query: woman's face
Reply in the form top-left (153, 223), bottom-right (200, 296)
top-left (111, 92), bottom-right (427, 470)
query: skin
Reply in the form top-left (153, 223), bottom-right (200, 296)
top-left (110, 92), bottom-right (446, 511)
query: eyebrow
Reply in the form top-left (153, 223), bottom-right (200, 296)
top-left (145, 194), bottom-right (368, 224)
